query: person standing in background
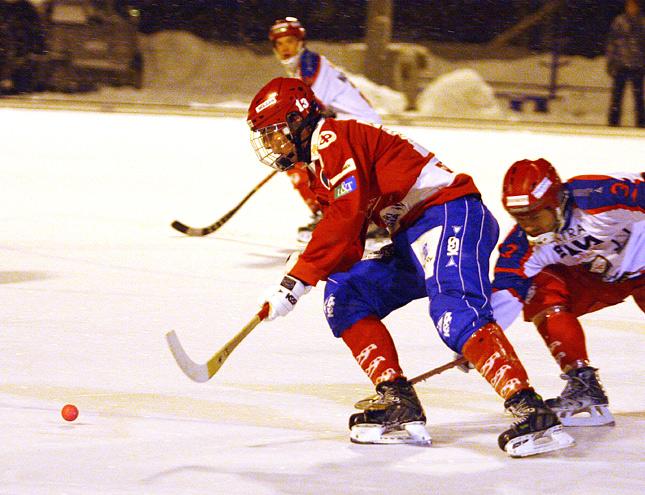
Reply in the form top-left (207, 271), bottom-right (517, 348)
top-left (606, 0), bottom-right (645, 127)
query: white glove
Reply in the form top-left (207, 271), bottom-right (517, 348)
top-left (258, 274), bottom-right (312, 321)
top-left (454, 353), bottom-right (475, 373)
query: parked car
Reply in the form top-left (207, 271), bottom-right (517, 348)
top-left (0, 0), bottom-right (47, 94)
top-left (1, 0), bottom-right (143, 94)
top-left (43, 0), bottom-right (144, 92)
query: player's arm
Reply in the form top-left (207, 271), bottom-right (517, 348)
top-left (568, 173), bottom-right (645, 212)
top-left (491, 226), bottom-right (536, 329)
top-left (290, 153), bottom-right (371, 284)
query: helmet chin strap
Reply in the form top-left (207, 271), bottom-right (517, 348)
top-left (276, 154), bottom-right (297, 171)
top-left (527, 200), bottom-right (569, 246)
top-left (528, 231), bottom-right (556, 246)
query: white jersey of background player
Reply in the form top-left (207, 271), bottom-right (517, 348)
top-left (269, 17), bottom-right (385, 244)
top-left (269, 17), bottom-right (381, 123)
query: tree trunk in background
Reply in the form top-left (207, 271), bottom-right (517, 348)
top-left (364, 0), bottom-right (392, 85)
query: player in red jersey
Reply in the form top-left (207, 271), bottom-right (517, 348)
top-left (247, 77), bottom-right (573, 456)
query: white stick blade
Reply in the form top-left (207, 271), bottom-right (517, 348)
top-left (165, 331), bottom-right (211, 383)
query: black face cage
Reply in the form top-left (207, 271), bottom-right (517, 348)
top-left (287, 100), bottom-right (320, 164)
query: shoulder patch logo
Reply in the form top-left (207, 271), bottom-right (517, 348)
top-left (334, 176), bottom-right (357, 199)
top-left (318, 131), bottom-right (337, 150)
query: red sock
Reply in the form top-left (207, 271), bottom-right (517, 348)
top-left (536, 311), bottom-right (589, 372)
top-left (461, 323), bottom-right (532, 400)
top-left (341, 315), bottom-right (404, 385)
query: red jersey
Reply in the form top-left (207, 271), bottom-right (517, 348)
top-left (289, 119), bottom-right (480, 285)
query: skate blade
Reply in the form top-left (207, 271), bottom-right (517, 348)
top-left (504, 424), bottom-right (575, 458)
top-left (350, 421), bottom-right (432, 445)
top-left (557, 405), bottom-right (616, 427)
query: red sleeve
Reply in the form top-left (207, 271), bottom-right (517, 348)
top-left (289, 123), bottom-right (375, 285)
top-left (289, 169), bottom-right (369, 285)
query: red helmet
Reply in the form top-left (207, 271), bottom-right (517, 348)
top-left (502, 158), bottom-right (564, 217)
top-left (269, 17), bottom-right (306, 44)
top-left (247, 77), bottom-right (320, 171)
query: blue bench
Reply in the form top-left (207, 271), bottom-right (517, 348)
top-left (508, 95), bottom-right (549, 113)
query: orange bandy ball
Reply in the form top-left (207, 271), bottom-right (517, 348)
top-left (61, 404), bottom-right (79, 422)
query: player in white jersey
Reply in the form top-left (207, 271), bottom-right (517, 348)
top-left (268, 17), bottom-right (386, 245)
top-left (491, 158), bottom-right (645, 427)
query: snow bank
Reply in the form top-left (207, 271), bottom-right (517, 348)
top-left (416, 68), bottom-right (504, 118)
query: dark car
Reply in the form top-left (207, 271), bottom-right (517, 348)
top-left (44, 0), bottom-right (144, 91)
top-left (0, 0), bottom-right (47, 93)
top-left (1, 0), bottom-right (143, 94)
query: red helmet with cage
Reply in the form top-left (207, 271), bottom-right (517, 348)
top-left (502, 158), bottom-right (565, 217)
top-left (269, 17), bottom-right (306, 45)
top-left (247, 77), bottom-right (321, 171)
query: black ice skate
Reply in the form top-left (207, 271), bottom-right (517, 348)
top-left (499, 388), bottom-right (575, 457)
top-left (545, 366), bottom-right (615, 427)
top-left (349, 377), bottom-right (431, 445)
top-left (296, 211), bottom-right (323, 243)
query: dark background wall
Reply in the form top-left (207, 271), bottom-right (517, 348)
top-left (122, 0), bottom-right (625, 57)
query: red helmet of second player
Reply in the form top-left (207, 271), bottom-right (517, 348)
top-left (502, 158), bottom-right (564, 217)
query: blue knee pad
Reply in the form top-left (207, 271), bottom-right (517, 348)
top-left (323, 247), bottom-right (425, 338)
top-left (430, 293), bottom-right (495, 352)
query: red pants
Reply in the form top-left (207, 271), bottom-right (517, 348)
top-left (523, 264), bottom-right (645, 372)
top-left (523, 264), bottom-right (645, 321)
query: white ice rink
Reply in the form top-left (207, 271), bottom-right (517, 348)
top-left (2, 107), bottom-right (645, 494)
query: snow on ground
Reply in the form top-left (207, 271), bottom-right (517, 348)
top-left (1, 106), bottom-right (645, 494)
top-left (9, 30), bottom-right (644, 128)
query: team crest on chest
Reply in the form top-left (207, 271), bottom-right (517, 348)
top-left (318, 131), bottom-right (337, 149)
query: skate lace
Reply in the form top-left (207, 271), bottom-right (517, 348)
top-left (369, 386), bottom-right (403, 408)
top-left (560, 374), bottom-right (588, 398)
top-left (560, 370), bottom-right (605, 399)
top-left (508, 400), bottom-right (535, 425)
top-left (369, 381), bottom-right (419, 412)
top-left (552, 370), bottom-right (608, 409)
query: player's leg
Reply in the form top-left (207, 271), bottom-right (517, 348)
top-left (524, 265), bottom-right (614, 426)
top-left (407, 197), bottom-right (571, 455)
top-left (629, 275), bottom-right (645, 313)
top-left (324, 244), bottom-right (429, 443)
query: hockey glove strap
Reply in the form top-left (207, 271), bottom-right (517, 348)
top-left (259, 274), bottom-right (312, 321)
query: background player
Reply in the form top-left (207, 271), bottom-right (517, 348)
top-left (492, 158), bottom-right (645, 427)
top-left (268, 17), bottom-right (386, 245)
top-left (246, 77), bottom-right (573, 457)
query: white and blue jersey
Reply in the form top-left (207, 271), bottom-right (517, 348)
top-left (285, 48), bottom-right (382, 123)
top-left (492, 172), bottom-right (645, 329)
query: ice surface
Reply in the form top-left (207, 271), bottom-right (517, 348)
top-left (1, 107), bottom-right (645, 494)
